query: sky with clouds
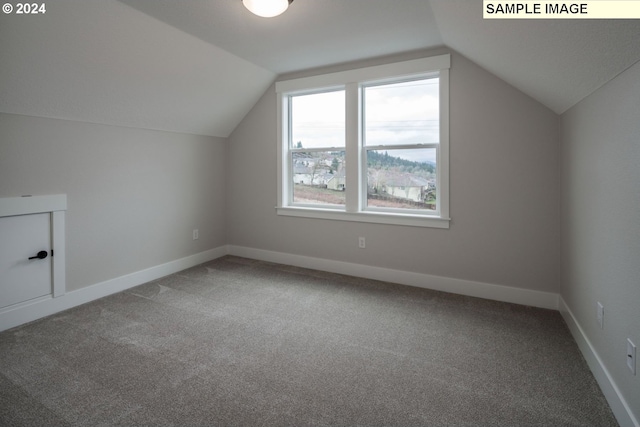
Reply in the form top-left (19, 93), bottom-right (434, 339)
top-left (291, 77), bottom-right (438, 164)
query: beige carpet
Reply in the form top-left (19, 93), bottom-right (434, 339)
top-left (0, 256), bottom-right (618, 426)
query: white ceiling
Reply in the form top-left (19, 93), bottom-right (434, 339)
top-left (1, 0), bottom-right (639, 137)
top-left (118, 0), bottom-right (440, 74)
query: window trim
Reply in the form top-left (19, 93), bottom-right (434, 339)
top-left (276, 54), bottom-right (450, 229)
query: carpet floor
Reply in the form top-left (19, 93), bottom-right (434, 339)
top-left (0, 256), bottom-right (618, 426)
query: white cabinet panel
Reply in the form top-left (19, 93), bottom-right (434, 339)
top-left (0, 213), bottom-right (52, 309)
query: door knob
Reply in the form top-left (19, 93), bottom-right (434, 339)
top-left (28, 250), bottom-right (48, 260)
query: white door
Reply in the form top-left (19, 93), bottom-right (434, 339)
top-left (0, 213), bottom-right (52, 309)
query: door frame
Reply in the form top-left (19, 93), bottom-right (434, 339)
top-left (0, 194), bottom-right (67, 298)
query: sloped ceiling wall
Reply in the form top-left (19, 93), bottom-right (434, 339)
top-left (0, 0), bottom-right (275, 137)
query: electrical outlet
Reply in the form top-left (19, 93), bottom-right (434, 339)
top-left (193, 229), bottom-right (199, 240)
top-left (628, 339), bottom-right (636, 375)
top-left (358, 237), bottom-right (365, 249)
top-left (596, 302), bottom-right (604, 329)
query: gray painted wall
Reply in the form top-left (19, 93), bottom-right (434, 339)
top-left (227, 51), bottom-right (561, 294)
top-left (0, 113), bottom-right (227, 291)
top-left (560, 60), bottom-right (640, 420)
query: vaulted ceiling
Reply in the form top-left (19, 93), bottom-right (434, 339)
top-left (1, 0), bottom-right (639, 137)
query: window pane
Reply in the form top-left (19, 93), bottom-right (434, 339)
top-left (292, 151), bottom-right (345, 206)
top-left (364, 78), bottom-right (438, 146)
top-left (367, 149), bottom-right (436, 210)
top-left (291, 90), bottom-right (345, 149)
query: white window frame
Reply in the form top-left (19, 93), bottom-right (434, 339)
top-left (276, 54), bottom-right (450, 229)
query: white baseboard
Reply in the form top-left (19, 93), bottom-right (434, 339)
top-left (559, 297), bottom-right (639, 427)
top-left (0, 245), bottom-right (229, 333)
top-left (228, 245), bottom-right (559, 310)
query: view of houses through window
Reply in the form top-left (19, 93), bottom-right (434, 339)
top-left (366, 149), bottom-right (436, 210)
top-left (292, 150), bottom-right (346, 205)
top-left (290, 77), bottom-right (438, 211)
top-left (291, 149), bottom-right (436, 210)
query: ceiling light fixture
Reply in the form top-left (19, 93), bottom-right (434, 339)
top-left (242, 0), bottom-right (293, 18)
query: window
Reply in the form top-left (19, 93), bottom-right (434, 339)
top-left (276, 55), bottom-right (450, 228)
top-left (363, 78), bottom-right (439, 213)
top-left (290, 90), bottom-right (345, 206)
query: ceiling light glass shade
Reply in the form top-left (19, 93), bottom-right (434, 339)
top-left (242, 0), bottom-right (290, 17)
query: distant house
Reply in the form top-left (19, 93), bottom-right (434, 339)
top-left (293, 164), bottom-right (313, 184)
top-left (294, 155), bottom-right (345, 188)
top-left (327, 170), bottom-right (345, 191)
top-left (293, 165), bottom-right (334, 187)
top-left (380, 173), bottom-right (433, 202)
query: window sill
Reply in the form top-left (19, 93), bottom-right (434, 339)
top-left (276, 206), bottom-right (450, 229)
